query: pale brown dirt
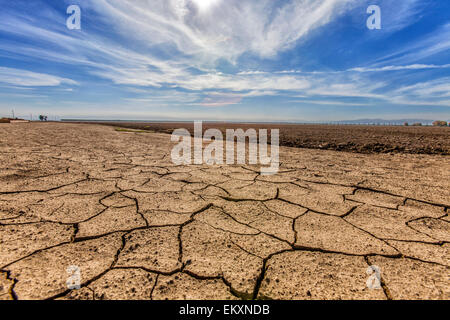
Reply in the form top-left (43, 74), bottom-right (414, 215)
top-left (0, 122), bottom-right (449, 300)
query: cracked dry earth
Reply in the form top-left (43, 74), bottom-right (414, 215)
top-left (0, 123), bottom-right (449, 301)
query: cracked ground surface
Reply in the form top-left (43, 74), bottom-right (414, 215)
top-left (0, 122), bottom-right (449, 300)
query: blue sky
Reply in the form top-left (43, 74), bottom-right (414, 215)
top-left (0, 0), bottom-right (449, 121)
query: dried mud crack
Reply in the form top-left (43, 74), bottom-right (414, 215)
top-left (0, 122), bottom-right (449, 300)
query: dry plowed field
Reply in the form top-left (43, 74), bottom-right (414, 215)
top-left (88, 122), bottom-right (450, 155)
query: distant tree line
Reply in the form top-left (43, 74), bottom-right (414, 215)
top-left (404, 121), bottom-right (448, 127)
top-left (432, 121), bottom-right (448, 127)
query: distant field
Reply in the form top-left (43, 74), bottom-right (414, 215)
top-left (68, 122), bottom-right (450, 155)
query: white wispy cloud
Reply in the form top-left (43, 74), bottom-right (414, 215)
top-left (374, 23), bottom-right (450, 65)
top-left (349, 64), bottom-right (450, 72)
top-left (394, 77), bottom-right (450, 98)
top-left (0, 67), bottom-right (77, 87)
top-left (374, 0), bottom-right (424, 32)
top-left (286, 99), bottom-right (372, 106)
top-left (88, 0), bottom-right (355, 61)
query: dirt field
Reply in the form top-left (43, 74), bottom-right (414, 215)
top-left (0, 122), bottom-right (449, 300)
top-left (82, 121), bottom-right (450, 155)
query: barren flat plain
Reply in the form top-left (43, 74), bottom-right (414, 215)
top-left (0, 122), bottom-right (449, 300)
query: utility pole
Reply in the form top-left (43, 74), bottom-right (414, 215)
top-left (11, 109), bottom-right (15, 119)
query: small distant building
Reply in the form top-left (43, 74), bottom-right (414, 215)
top-left (1, 118), bottom-right (30, 123)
